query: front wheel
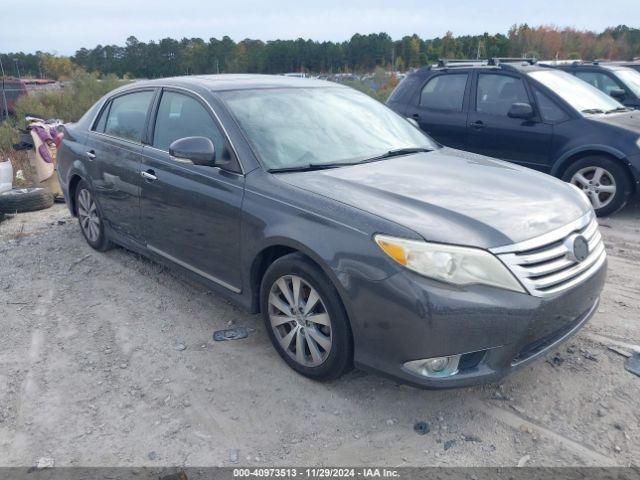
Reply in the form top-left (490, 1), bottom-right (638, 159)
top-left (75, 180), bottom-right (112, 251)
top-left (562, 156), bottom-right (631, 217)
top-left (260, 254), bottom-right (353, 381)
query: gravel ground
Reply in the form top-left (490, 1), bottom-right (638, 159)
top-left (0, 202), bottom-right (638, 468)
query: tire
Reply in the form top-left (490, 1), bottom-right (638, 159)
top-left (75, 180), bottom-right (112, 251)
top-left (0, 187), bottom-right (54, 213)
top-left (562, 156), bottom-right (632, 217)
top-left (260, 253), bottom-right (353, 381)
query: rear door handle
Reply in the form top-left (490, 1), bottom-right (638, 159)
top-left (470, 120), bottom-right (485, 129)
top-left (85, 150), bottom-right (96, 160)
top-left (411, 113), bottom-right (421, 120)
top-left (141, 170), bottom-right (157, 181)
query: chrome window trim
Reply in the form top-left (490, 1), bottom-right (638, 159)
top-left (148, 244), bottom-right (241, 293)
top-left (88, 84), bottom-right (245, 174)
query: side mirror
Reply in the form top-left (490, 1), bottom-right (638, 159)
top-left (609, 88), bottom-right (626, 100)
top-left (507, 102), bottom-right (535, 119)
top-left (169, 136), bottom-right (215, 166)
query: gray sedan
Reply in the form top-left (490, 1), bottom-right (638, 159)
top-left (56, 75), bottom-right (606, 388)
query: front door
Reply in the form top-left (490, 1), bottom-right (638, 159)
top-left (84, 89), bottom-right (155, 242)
top-left (140, 89), bottom-right (244, 291)
top-left (405, 72), bottom-right (470, 149)
top-left (467, 72), bottom-right (552, 169)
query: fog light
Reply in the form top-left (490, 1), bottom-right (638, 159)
top-left (404, 355), bottom-right (461, 378)
top-left (425, 357), bottom-right (448, 372)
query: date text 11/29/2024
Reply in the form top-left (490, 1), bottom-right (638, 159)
top-left (233, 468), bottom-right (400, 478)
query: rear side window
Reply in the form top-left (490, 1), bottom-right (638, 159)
top-left (476, 74), bottom-right (529, 116)
top-left (533, 88), bottom-right (568, 123)
top-left (101, 91), bottom-right (154, 142)
top-left (574, 71), bottom-right (620, 95)
top-left (419, 74), bottom-right (468, 111)
top-left (94, 102), bottom-right (110, 133)
top-left (387, 74), bottom-right (420, 103)
top-left (152, 91), bottom-right (226, 158)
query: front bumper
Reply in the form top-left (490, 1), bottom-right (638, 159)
top-left (345, 258), bottom-right (607, 389)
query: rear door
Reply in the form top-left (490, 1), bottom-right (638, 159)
top-left (140, 89), bottom-right (245, 291)
top-left (466, 71), bottom-right (553, 168)
top-left (84, 89), bottom-right (156, 243)
top-left (404, 72), bottom-right (470, 149)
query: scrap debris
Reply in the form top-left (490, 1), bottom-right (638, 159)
top-left (213, 326), bottom-right (248, 341)
top-left (625, 353), bottom-right (640, 378)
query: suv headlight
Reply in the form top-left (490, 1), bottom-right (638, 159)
top-left (375, 234), bottom-right (525, 293)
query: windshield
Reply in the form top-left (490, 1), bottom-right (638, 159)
top-left (220, 87), bottom-right (438, 170)
top-left (528, 69), bottom-right (623, 114)
top-left (614, 68), bottom-right (640, 97)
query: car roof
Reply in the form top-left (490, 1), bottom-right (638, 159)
top-left (540, 61), bottom-right (635, 72)
top-left (411, 61), bottom-right (547, 78)
top-left (122, 74), bottom-right (341, 92)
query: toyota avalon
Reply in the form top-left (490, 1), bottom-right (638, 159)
top-left (56, 75), bottom-right (606, 388)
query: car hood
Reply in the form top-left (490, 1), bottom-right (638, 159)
top-left (278, 148), bottom-right (591, 249)
top-left (588, 110), bottom-right (640, 134)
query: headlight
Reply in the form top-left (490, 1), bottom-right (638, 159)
top-left (375, 234), bottom-right (525, 293)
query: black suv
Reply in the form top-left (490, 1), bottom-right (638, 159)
top-left (387, 59), bottom-right (640, 216)
top-left (541, 60), bottom-right (640, 109)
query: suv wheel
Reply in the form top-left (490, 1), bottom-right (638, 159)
top-left (562, 156), bottom-right (631, 217)
top-left (260, 253), bottom-right (353, 381)
top-left (75, 180), bottom-right (112, 251)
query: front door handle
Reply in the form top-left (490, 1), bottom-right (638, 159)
top-left (85, 150), bottom-right (96, 160)
top-left (141, 170), bottom-right (157, 181)
top-left (470, 120), bottom-right (485, 129)
top-left (411, 113), bottom-right (421, 120)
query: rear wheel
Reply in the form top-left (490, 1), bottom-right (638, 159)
top-left (260, 253), bottom-right (353, 381)
top-left (75, 180), bottom-right (112, 251)
top-left (562, 156), bottom-right (631, 217)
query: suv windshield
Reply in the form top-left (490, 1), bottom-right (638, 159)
top-left (613, 68), bottom-right (640, 97)
top-left (220, 87), bottom-right (437, 171)
top-left (528, 69), bottom-right (623, 114)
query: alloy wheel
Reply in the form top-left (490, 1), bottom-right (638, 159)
top-left (268, 275), bottom-right (333, 367)
top-left (77, 188), bottom-right (101, 243)
top-left (570, 166), bottom-right (616, 210)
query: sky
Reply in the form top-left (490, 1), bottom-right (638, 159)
top-left (1, 0), bottom-right (638, 55)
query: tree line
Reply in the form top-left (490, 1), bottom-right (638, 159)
top-left (3, 24), bottom-right (640, 80)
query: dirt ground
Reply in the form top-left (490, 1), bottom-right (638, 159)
top-left (0, 201), bottom-right (639, 468)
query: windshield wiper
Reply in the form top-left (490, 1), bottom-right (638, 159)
top-left (268, 147), bottom-right (433, 173)
top-left (267, 162), bottom-right (354, 173)
top-left (581, 108), bottom-right (605, 114)
top-left (361, 147), bottom-right (433, 163)
top-left (605, 106), bottom-right (631, 114)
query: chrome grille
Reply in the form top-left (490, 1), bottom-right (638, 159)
top-left (491, 212), bottom-right (606, 298)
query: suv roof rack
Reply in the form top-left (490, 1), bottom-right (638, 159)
top-left (436, 58), bottom-right (488, 68)
top-left (489, 57), bottom-right (537, 66)
top-left (538, 59), bottom-right (583, 66)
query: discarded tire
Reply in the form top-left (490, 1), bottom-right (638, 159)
top-left (0, 187), bottom-right (54, 214)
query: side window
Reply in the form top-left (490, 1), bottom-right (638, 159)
top-left (103, 91), bottom-right (154, 142)
top-left (93, 101), bottom-right (110, 133)
top-left (152, 91), bottom-right (227, 161)
top-left (533, 88), bottom-right (568, 123)
top-left (574, 71), bottom-right (620, 95)
top-left (419, 74), bottom-right (468, 111)
top-left (476, 74), bottom-right (529, 116)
